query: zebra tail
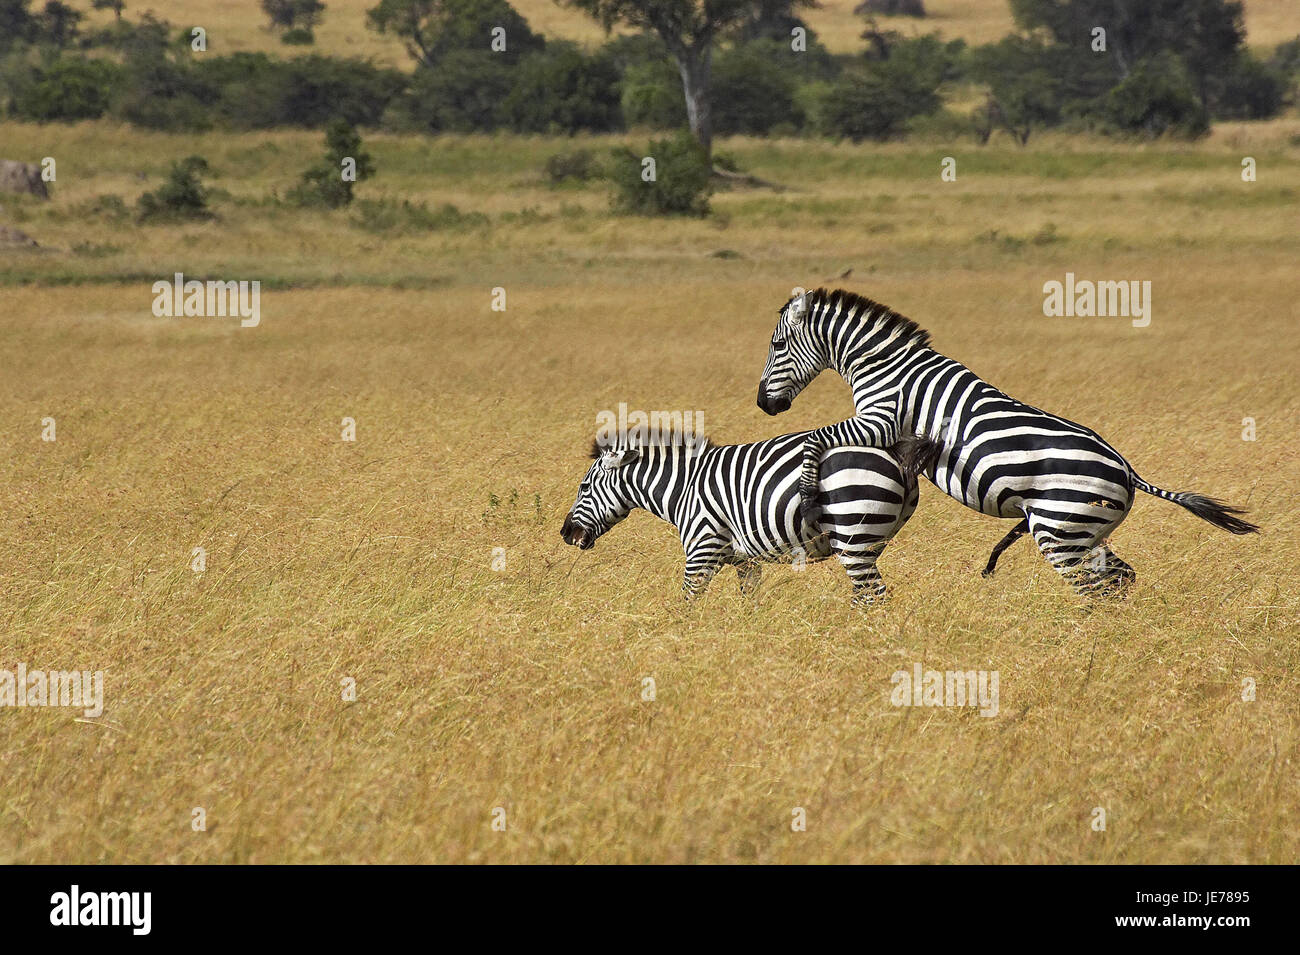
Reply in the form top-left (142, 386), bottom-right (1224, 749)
top-left (892, 434), bottom-right (944, 486)
top-left (1132, 475), bottom-right (1260, 535)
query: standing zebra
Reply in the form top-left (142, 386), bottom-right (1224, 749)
top-left (756, 288), bottom-right (1259, 594)
top-left (560, 431), bottom-right (941, 605)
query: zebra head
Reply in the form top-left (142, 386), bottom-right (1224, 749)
top-left (758, 288), bottom-right (933, 416)
top-left (757, 290), bottom-right (828, 416)
top-left (561, 446), bottom-right (640, 550)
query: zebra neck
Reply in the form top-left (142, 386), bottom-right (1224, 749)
top-left (843, 344), bottom-right (957, 409)
top-left (622, 450), bottom-right (695, 528)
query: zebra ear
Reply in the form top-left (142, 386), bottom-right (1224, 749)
top-left (787, 293), bottom-right (808, 325)
top-left (601, 448), bottom-right (639, 469)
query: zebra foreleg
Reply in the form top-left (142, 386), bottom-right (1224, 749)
top-left (800, 407), bottom-right (904, 534)
top-left (982, 517), bottom-right (1030, 577)
top-left (681, 545), bottom-right (727, 602)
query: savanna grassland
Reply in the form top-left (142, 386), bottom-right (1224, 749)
top-left (70, 0), bottom-right (1300, 60)
top-left (2, 0), bottom-right (1299, 863)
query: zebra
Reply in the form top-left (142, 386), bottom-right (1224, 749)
top-left (560, 431), bottom-right (942, 606)
top-left (756, 288), bottom-right (1259, 595)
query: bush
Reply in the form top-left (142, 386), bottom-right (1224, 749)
top-left (620, 59), bottom-right (687, 129)
top-left (819, 34), bottom-right (957, 141)
top-left (856, 0), bottom-right (925, 15)
top-left (818, 68), bottom-right (938, 141)
top-left (1270, 36), bottom-right (1300, 79)
top-left (712, 41), bottom-right (803, 135)
top-left (198, 53), bottom-right (406, 128)
top-left (73, 194), bottom-right (130, 222)
top-left (289, 119), bottom-right (374, 208)
top-left (368, 0), bottom-right (544, 67)
top-left (351, 199), bottom-right (488, 234)
top-left (137, 156), bottom-right (214, 222)
top-left (609, 132), bottom-right (711, 217)
top-left (1104, 52), bottom-right (1207, 137)
top-left (115, 56), bottom-right (218, 131)
top-left (261, 0), bottom-right (324, 33)
top-left (969, 35), bottom-right (1065, 143)
top-left (545, 149), bottom-right (600, 184)
top-left (282, 27), bottom-right (315, 45)
top-left (10, 58), bottom-right (120, 121)
top-left (1211, 52), bottom-right (1287, 119)
top-left (393, 51), bottom-right (512, 132)
top-left (501, 42), bottom-right (622, 133)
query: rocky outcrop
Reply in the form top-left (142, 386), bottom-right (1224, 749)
top-left (0, 160), bottom-right (50, 199)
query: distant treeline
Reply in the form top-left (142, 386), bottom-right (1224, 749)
top-left (1, 0), bottom-right (1297, 141)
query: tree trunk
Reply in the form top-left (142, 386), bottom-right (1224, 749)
top-left (676, 45), bottom-right (713, 159)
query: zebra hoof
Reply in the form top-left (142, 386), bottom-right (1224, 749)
top-left (851, 590), bottom-right (886, 609)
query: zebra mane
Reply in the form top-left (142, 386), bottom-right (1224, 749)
top-left (589, 435), bottom-right (715, 459)
top-left (806, 288), bottom-right (932, 352)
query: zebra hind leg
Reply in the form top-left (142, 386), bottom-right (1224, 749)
top-left (734, 559), bottom-right (762, 596)
top-left (1026, 511), bottom-right (1134, 598)
top-left (797, 435), bottom-right (828, 535)
top-left (834, 538), bottom-right (889, 608)
top-left (1076, 544), bottom-right (1136, 598)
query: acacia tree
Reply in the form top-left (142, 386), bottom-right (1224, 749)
top-left (367, 0), bottom-right (543, 68)
top-left (560, 0), bottom-right (806, 157)
top-left (91, 0), bottom-right (126, 22)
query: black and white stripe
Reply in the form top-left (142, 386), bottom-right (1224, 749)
top-left (561, 431), bottom-right (940, 605)
top-left (756, 288), bottom-right (1258, 594)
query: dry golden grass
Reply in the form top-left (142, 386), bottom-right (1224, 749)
top-left (1, 116), bottom-right (1298, 863)
top-left (87, 0), bottom-right (1298, 62)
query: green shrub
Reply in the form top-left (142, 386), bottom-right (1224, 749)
top-left (367, 0), bottom-right (544, 67)
top-left (73, 194), bottom-right (130, 222)
top-left (545, 149), bottom-right (600, 184)
top-left (1211, 52), bottom-right (1287, 119)
top-left (198, 53), bottom-right (406, 128)
top-left (713, 41), bottom-right (803, 135)
top-left (351, 199), bottom-right (488, 234)
top-left (501, 42), bottom-right (622, 133)
top-left (289, 119), bottom-right (374, 208)
top-left (609, 132), bottom-right (711, 217)
top-left (818, 34), bottom-right (957, 141)
top-left (393, 51), bottom-right (512, 132)
top-left (969, 35), bottom-right (1065, 143)
top-left (818, 69), bottom-right (938, 141)
top-left (10, 58), bottom-right (120, 121)
top-left (1104, 52), bottom-right (1208, 138)
top-left (115, 56), bottom-right (218, 131)
top-left (620, 59), bottom-right (686, 129)
top-left (261, 0), bottom-right (325, 34)
top-left (282, 27), bottom-right (315, 45)
top-left (856, 0), bottom-right (926, 15)
top-left (137, 156), bottom-right (214, 222)
top-left (1270, 36), bottom-right (1300, 80)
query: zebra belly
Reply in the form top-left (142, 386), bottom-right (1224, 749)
top-left (936, 442), bottom-right (1133, 519)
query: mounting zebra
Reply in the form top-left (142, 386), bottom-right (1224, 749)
top-left (755, 288), bottom-right (1259, 595)
top-left (560, 431), bottom-right (942, 606)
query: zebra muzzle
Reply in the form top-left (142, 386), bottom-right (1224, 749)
top-left (757, 383), bottom-right (790, 416)
top-left (560, 515), bottom-right (595, 549)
